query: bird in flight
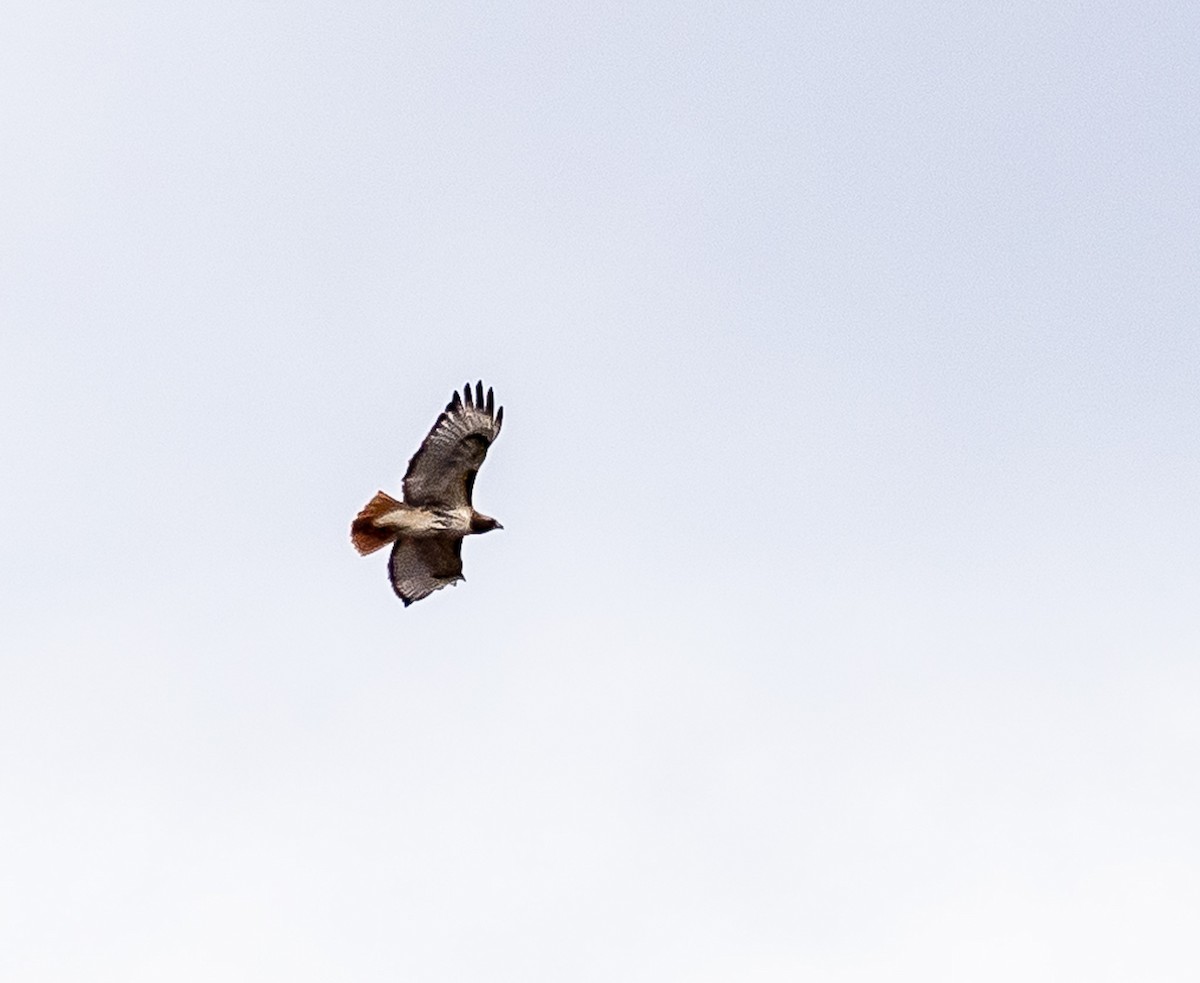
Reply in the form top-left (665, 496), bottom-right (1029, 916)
top-left (352, 381), bottom-right (504, 606)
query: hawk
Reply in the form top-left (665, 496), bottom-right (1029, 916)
top-left (352, 381), bottom-right (504, 606)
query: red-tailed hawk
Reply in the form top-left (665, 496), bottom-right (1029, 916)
top-left (352, 381), bottom-right (504, 606)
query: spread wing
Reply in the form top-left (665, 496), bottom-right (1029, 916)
top-left (389, 537), bottom-right (464, 607)
top-left (402, 381), bottom-right (503, 509)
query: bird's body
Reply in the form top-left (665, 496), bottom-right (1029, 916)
top-left (351, 382), bottom-right (504, 606)
top-left (368, 501), bottom-right (475, 538)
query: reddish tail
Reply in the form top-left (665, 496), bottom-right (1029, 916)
top-left (351, 490), bottom-right (404, 555)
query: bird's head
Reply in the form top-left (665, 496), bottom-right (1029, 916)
top-left (470, 513), bottom-right (503, 533)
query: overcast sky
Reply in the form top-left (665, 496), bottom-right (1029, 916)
top-left (3, 1), bottom-right (1199, 980)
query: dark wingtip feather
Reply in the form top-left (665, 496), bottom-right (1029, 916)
top-left (475, 380), bottom-right (484, 407)
top-left (463, 383), bottom-right (473, 408)
top-left (450, 391), bottom-right (462, 411)
top-left (495, 405), bottom-right (504, 430)
top-left (486, 386), bottom-right (494, 415)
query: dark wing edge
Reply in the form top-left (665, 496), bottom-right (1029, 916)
top-left (402, 381), bottom-right (503, 509)
top-left (389, 537), bottom-right (465, 606)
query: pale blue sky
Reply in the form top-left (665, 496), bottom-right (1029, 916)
top-left (3, 2), bottom-right (1199, 980)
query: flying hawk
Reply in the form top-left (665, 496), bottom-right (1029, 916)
top-left (352, 381), bottom-right (504, 606)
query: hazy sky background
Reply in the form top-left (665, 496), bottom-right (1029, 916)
top-left (3, 1), bottom-right (1199, 980)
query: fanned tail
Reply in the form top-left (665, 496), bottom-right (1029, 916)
top-left (351, 490), bottom-right (404, 555)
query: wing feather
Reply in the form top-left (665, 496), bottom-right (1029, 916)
top-left (402, 381), bottom-right (503, 508)
top-left (388, 537), bottom-right (464, 606)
